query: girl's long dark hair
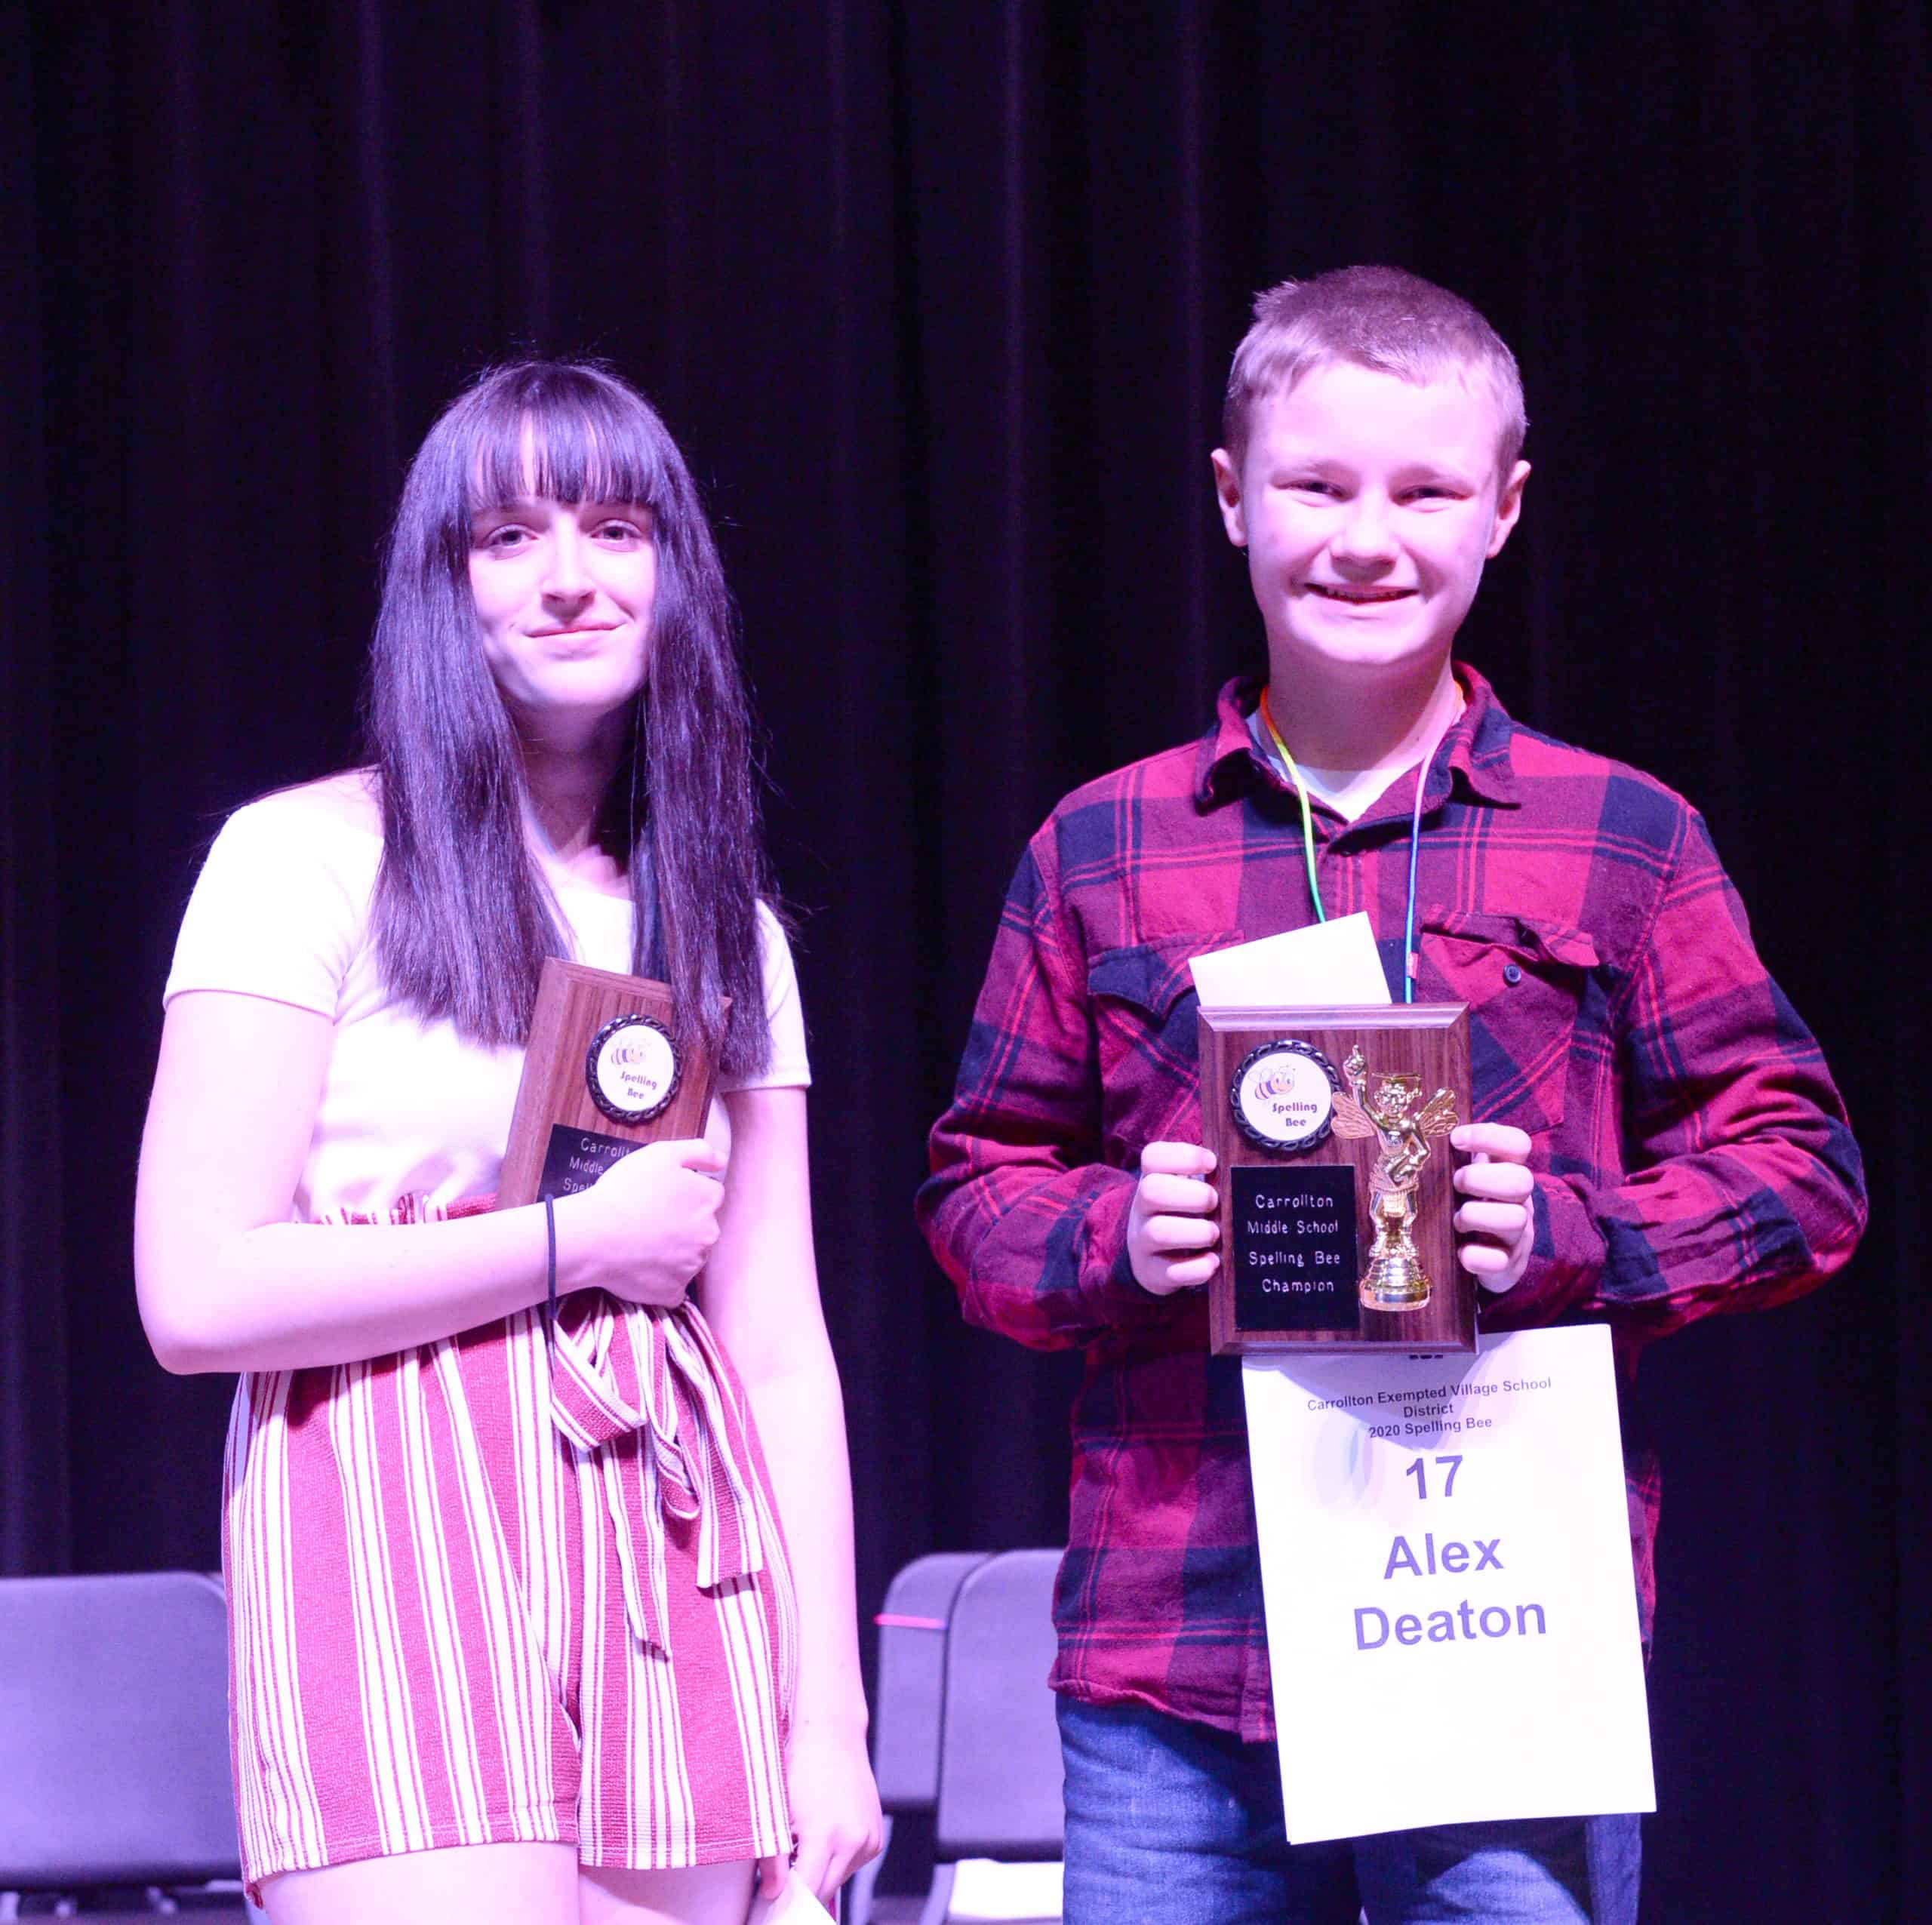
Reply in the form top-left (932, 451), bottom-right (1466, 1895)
top-left (365, 361), bottom-right (774, 1078)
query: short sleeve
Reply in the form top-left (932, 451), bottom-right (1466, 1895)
top-left (721, 903), bottom-right (811, 1092)
top-left (163, 792), bottom-right (371, 1017)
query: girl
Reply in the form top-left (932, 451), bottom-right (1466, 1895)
top-left (135, 361), bottom-right (879, 1924)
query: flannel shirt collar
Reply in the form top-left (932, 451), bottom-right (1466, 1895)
top-left (1192, 663), bottom-right (1522, 814)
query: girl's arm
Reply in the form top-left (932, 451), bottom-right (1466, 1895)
top-left (136, 988), bottom-right (723, 1373)
top-left (699, 1083), bottom-right (881, 1906)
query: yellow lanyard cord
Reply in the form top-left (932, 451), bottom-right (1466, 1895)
top-left (1257, 686), bottom-right (1327, 924)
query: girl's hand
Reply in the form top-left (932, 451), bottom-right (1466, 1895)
top-left (1450, 1123), bottom-right (1537, 1293)
top-left (757, 1716), bottom-right (882, 1908)
top-left (558, 1137), bottom-right (728, 1307)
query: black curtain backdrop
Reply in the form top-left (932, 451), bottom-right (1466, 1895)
top-left (3, 5), bottom-right (1924, 1918)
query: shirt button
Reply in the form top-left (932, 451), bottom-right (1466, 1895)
top-left (1503, 963), bottom-right (1523, 986)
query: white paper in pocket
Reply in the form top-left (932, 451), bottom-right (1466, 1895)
top-left (1188, 911), bottom-right (1389, 1012)
top-left (747, 1870), bottom-right (837, 1923)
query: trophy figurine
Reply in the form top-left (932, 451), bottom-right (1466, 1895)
top-left (1332, 1045), bottom-right (1460, 1312)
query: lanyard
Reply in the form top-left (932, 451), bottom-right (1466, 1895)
top-left (1256, 687), bottom-right (1448, 1006)
top-left (1257, 686), bottom-right (1327, 925)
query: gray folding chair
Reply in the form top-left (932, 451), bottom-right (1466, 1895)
top-left (847, 1552), bottom-right (990, 1925)
top-left (919, 1549), bottom-right (1063, 1925)
top-left (0, 1571), bottom-right (257, 1920)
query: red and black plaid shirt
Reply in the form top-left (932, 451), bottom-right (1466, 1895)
top-left (918, 667), bottom-right (1866, 1742)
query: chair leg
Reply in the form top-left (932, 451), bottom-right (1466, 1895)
top-left (844, 1812), bottom-right (893, 1925)
top-left (916, 1861), bottom-right (957, 1925)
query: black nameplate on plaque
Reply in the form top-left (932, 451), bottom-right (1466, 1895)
top-left (537, 1123), bottom-right (639, 1201)
top-left (1229, 1164), bottom-right (1360, 1333)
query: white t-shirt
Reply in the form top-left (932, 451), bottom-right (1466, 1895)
top-left (165, 779), bottom-right (808, 1225)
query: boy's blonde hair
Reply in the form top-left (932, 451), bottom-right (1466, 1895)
top-left (1221, 266), bottom-right (1527, 481)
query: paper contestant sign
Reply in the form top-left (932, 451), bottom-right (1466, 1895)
top-left (1242, 1326), bottom-right (1655, 1844)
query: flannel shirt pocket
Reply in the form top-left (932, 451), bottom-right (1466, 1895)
top-left (1088, 933), bottom-right (1244, 1157)
top-left (1422, 910), bottom-right (1599, 1136)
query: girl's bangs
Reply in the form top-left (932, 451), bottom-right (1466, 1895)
top-left (464, 372), bottom-right (672, 516)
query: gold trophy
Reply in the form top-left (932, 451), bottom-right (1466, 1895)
top-left (1332, 1046), bottom-right (1460, 1311)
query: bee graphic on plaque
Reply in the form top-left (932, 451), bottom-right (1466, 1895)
top-left (586, 1011), bottom-right (681, 1125)
top-left (1332, 1045), bottom-right (1460, 1311)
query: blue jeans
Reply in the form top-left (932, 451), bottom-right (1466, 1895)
top-left (1059, 1699), bottom-right (1641, 1924)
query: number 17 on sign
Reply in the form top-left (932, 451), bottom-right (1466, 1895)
top-left (1404, 1454), bottom-right (1462, 1499)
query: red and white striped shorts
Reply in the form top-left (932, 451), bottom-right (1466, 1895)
top-left (222, 1287), bottom-right (798, 1893)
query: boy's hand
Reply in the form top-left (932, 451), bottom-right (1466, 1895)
top-left (1449, 1123), bottom-right (1536, 1293)
top-left (1128, 1142), bottom-right (1220, 1295)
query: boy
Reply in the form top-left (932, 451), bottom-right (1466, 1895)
top-left (917, 266), bottom-right (1865, 1923)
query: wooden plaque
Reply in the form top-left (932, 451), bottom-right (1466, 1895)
top-left (1199, 1002), bottom-right (1474, 1355)
top-left (497, 958), bottom-right (720, 1209)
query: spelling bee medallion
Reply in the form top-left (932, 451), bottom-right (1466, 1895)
top-left (1232, 1040), bottom-right (1342, 1153)
top-left (585, 1012), bottom-right (681, 1126)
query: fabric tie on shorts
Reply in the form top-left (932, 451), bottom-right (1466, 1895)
top-left (315, 1195), bottom-right (766, 1659)
top-left (545, 1293), bottom-right (770, 1655)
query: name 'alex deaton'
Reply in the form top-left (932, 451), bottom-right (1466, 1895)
top-left (1354, 1532), bottom-right (1548, 1650)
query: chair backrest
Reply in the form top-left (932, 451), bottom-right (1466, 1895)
top-left (872, 1551), bottom-right (991, 1813)
top-left (0, 1571), bottom-right (239, 1887)
top-left (931, 1548), bottom-right (1063, 1862)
